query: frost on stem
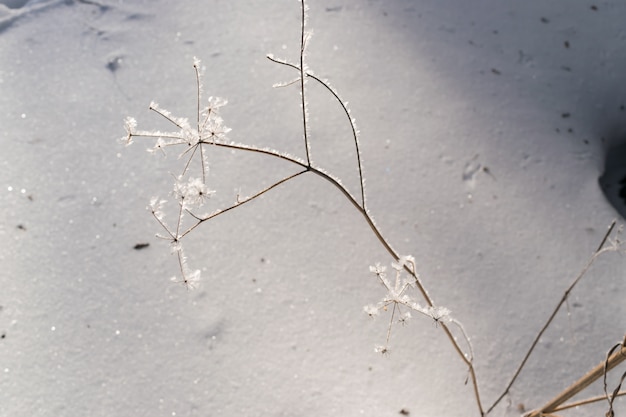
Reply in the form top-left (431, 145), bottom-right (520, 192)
top-left (171, 248), bottom-right (201, 290)
top-left (148, 175), bottom-right (216, 289)
top-left (266, 54), bottom-right (367, 210)
top-left (365, 259), bottom-right (452, 353)
top-left (149, 197), bottom-right (167, 222)
top-left (122, 117), bottom-right (137, 145)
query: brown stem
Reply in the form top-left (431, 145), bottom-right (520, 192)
top-left (526, 339), bottom-right (626, 416)
top-left (549, 390), bottom-right (626, 413)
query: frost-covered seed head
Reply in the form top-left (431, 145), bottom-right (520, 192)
top-left (122, 117), bottom-right (137, 145)
top-left (364, 305), bottom-right (380, 317)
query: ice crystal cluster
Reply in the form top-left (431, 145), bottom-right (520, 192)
top-left (121, 58), bottom-right (229, 289)
top-left (365, 256), bottom-right (451, 353)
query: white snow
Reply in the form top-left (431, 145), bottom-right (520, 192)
top-left (1, 0), bottom-right (625, 416)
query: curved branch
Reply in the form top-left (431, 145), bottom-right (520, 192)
top-left (267, 56), bottom-right (367, 210)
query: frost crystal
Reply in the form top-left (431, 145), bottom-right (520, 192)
top-left (171, 268), bottom-right (201, 290)
top-left (148, 197), bottom-right (166, 212)
top-left (426, 306), bottom-right (451, 322)
top-left (391, 255), bottom-right (416, 273)
top-left (206, 96), bottom-right (227, 113)
top-left (122, 117), bottom-right (137, 145)
top-left (173, 177), bottom-right (215, 208)
top-left (364, 305), bottom-right (380, 317)
top-left (366, 258), bottom-right (452, 353)
top-left (369, 262), bottom-right (386, 275)
top-left (148, 197), bottom-right (168, 220)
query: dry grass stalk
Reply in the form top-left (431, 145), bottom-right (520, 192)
top-left (526, 335), bottom-right (626, 417)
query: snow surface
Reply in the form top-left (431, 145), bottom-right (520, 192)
top-left (1, 0), bottom-right (625, 416)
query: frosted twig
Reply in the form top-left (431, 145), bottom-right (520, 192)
top-left (603, 336), bottom-right (626, 417)
top-left (193, 60), bottom-right (209, 182)
top-left (306, 73), bottom-right (365, 209)
top-left (267, 56), bottom-right (366, 209)
top-left (299, 0), bottom-right (311, 166)
top-left (180, 169), bottom-right (308, 238)
top-left (194, 58), bottom-right (202, 135)
top-left (180, 142), bottom-right (200, 178)
top-left (150, 199), bottom-right (175, 241)
top-left (149, 102), bottom-right (188, 131)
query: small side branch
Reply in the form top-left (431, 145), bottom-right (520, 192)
top-left (181, 169), bottom-right (309, 238)
top-left (306, 73), bottom-right (366, 210)
top-left (194, 60), bottom-right (202, 134)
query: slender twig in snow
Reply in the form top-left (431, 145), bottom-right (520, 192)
top-left (487, 221), bottom-right (618, 414)
top-left (299, 0), bottom-right (311, 166)
top-left (180, 169), bottom-right (309, 238)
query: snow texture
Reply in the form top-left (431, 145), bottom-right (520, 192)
top-left (1, 0), bottom-right (625, 416)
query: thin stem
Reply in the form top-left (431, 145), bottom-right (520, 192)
top-left (151, 208), bottom-right (175, 240)
top-left (149, 105), bottom-right (186, 130)
top-left (194, 62), bottom-right (201, 135)
top-left (386, 303), bottom-right (397, 347)
top-left (441, 323), bottom-right (483, 415)
top-left (180, 143), bottom-right (199, 177)
top-left (487, 221), bottom-right (617, 414)
top-left (299, 0), bottom-right (311, 166)
top-left (131, 132), bottom-right (186, 143)
top-left (267, 54), bottom-right (298, 70)
top-left (180, 169), bottom-right (309, 238)
top-left (306, 72), bottom-right (366, 210)
top-left (212, 141), bottom-right (309, 168)
top-left (175, 197), bottom-right (185, 239)
top-left (449, 318), bottom-right (475, 363)
top-left (177, 249), bottom-right (186, 277)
